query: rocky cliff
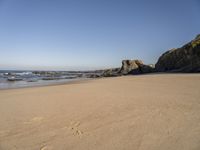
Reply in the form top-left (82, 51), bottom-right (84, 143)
top-left (99, 34), bottom-right (200, 78)
top-left (155, 34), bottom-right (200, 72)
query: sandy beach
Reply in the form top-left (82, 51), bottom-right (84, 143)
top-left (0, 74), bottom-right (200, 150)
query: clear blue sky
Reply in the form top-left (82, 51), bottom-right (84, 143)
top-left (0, 0), bottom-right (199, 70)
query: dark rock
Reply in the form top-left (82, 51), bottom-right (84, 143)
top-left (100, 60), bottom-right (155, 77)
top-left (7, 77), bottom-right (23, 81)
top-left (119, 60), bottom-right (155, 75)
top-left (42, 77), bottom-right (58, 80)
top-left (102, 68), bottom-right (121, 77)
top-left (156, 34), bottom-right (200, 72)
top-left (139, 64), bottom-right (155, 74)
top-left (88, 74), bottom-right (102, 78)
top-left (120, 60), bottom-right (143, 75)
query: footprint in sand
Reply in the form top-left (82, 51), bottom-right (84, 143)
top-left (63, 121), bottom-right (83, 137)
top-left (74, 129), bottom-right (83, 136)
top-left (24, 117), bottom-right (44, 124)
top-left (40, 146), bottom-right (48, 150)
top-left (40, 145), bottom-right (52, 150)
top-left (70, 121), bottom-right (81, 127)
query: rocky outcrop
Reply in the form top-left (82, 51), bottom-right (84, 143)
top-left (156, 34), bottom-right (200, 72)
top-left (102, 68), bottom-right (121, 77)
top-left (101, 60), bottom-right (155, 77)
top-left (119, 60), bottom-right (155, 75)
top-left (120, 60), bottom-right (143, 74)
top-left (99, 34), bottom-right (200, 77)
top-left (139, 64), bottom-right (155, 74)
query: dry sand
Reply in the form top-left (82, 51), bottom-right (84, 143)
top-left (0, 74), bottom-right (200, 150)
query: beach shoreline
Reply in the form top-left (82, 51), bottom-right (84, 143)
top-left (0, 72), bottom-right (197, 91)
top-left (0, 74), bottom-right (200, 150)
top-left (0, 78), bottom-right (92, 91)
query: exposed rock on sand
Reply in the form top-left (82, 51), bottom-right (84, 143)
top-left (101, 60), bottom-right (155, 77)
top-left (120, 60), bottom-right (144, 74)
top-left (120, 60), bottom-right (155, 75)
top-left (156, 34), bottom-right (200, 72)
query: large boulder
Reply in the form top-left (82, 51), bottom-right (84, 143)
top-left (156, 34), bottom-right (200, 72)
top-left (120, 60), bottom-right (143, 74)
top-left (120, 60), bottom-right (155, 75)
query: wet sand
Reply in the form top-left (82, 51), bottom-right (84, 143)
top-left (0, 74), bottom-right (200, 150)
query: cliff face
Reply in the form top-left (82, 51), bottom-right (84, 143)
top-left (155, 34), bottom-right (200, 72)
top-left (101, 34), bottom-right (200, 77)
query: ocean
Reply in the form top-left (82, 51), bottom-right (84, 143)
top-left (0, 70), bottom-right (100, 89)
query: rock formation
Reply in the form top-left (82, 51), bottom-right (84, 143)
top-left (139, 64), bottom-right (155, 74)
top-left (120, 60), bottom-right (143, 74)
top-left (156, 34), bottom-right (200, 72)
top-left (101, 60), bottom-right (155, 77)
top-left (100, 34), bottom-right (200, 77)
top-left (119, 60), bottom-right (155, 75)
top-left (102, 68), bottom-right (121, 77)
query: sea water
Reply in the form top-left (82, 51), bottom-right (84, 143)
top-left (0, 70), bottom-right (96, 89)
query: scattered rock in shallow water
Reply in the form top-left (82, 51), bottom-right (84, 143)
top-left (102, 68), bottom-right (121, 77)
top-left (88, 74), bottom-right (102, 78)
top-left (7, 77), bottom-right (23, 81)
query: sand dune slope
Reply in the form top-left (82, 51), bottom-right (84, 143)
top-left (0, 74), bottom-right (200, 150)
